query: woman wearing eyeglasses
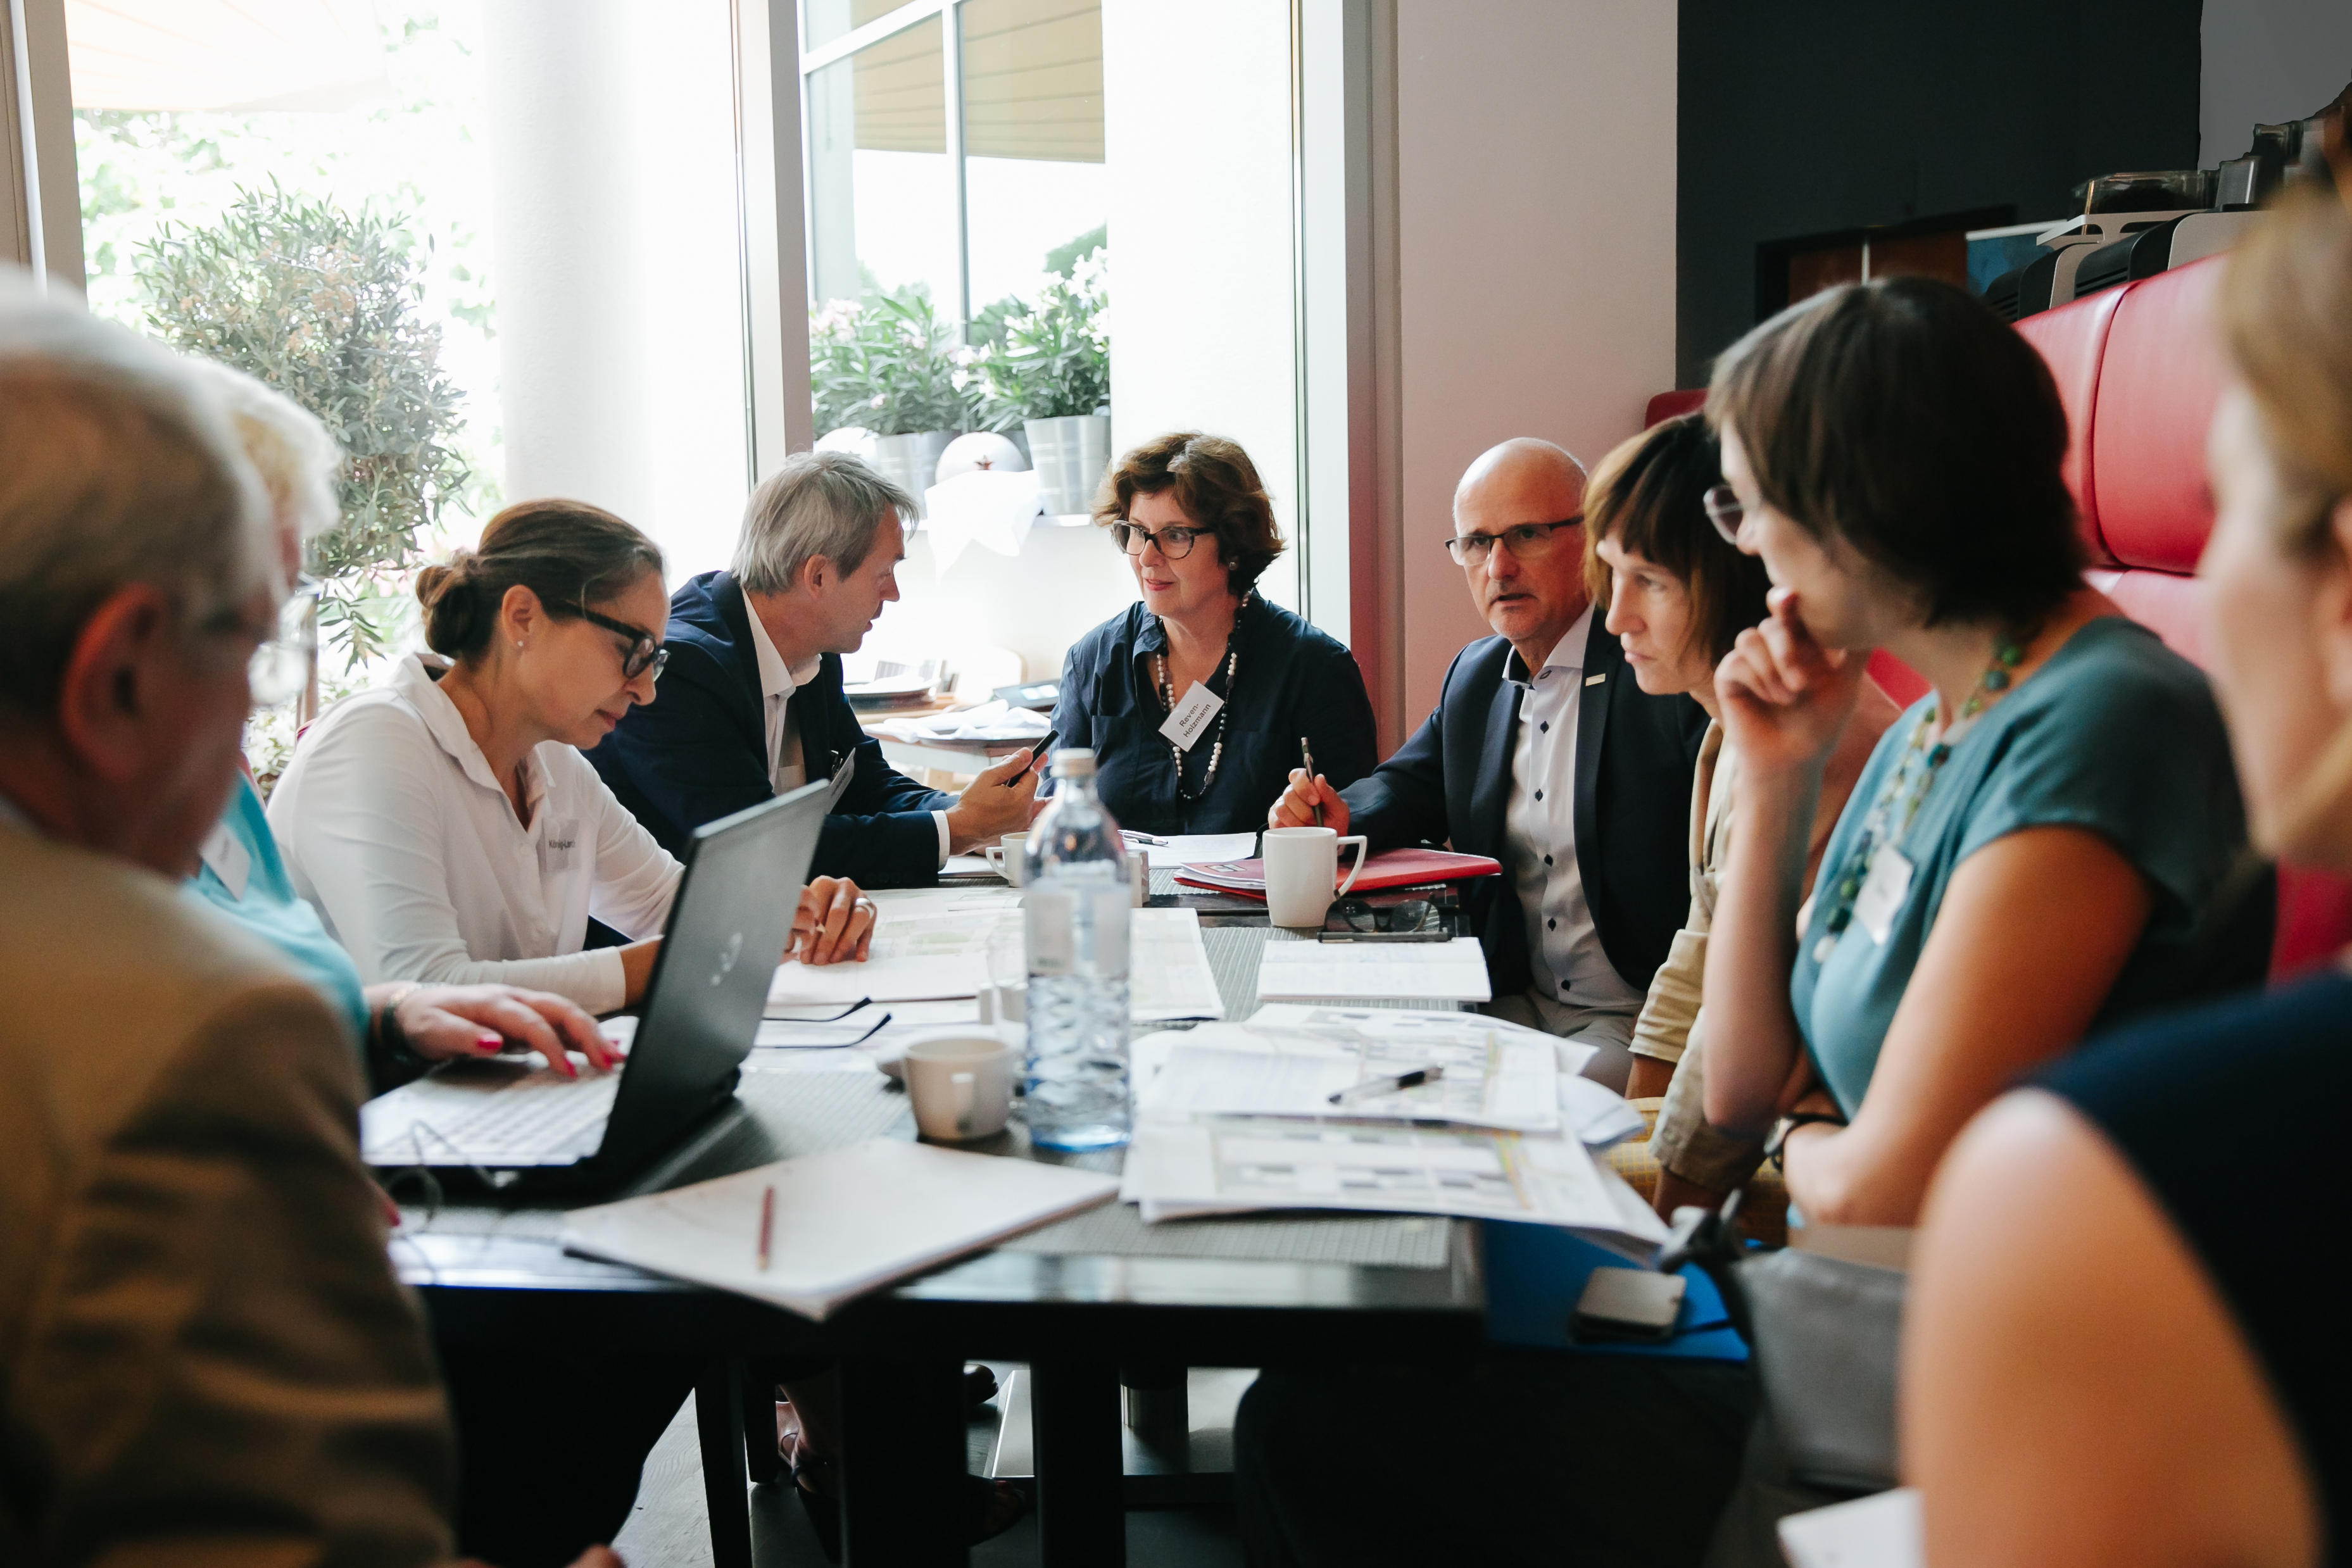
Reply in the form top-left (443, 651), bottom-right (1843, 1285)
top-left (1701, 276), bottom-right (2265, 1231)
top-left (271, 498), bottom-right (874, 1019)
top-left (1049, 431), bottom-right (1377, 837)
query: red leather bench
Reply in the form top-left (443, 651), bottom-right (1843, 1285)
top-left (1649, 260), bottom-right (2352, 975)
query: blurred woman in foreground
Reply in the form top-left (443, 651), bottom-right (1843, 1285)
top-left (1906, 175), bottom-right (2352, 1568)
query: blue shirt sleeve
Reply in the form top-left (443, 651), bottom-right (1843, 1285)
top-left (186, 777), bottom-right (371, 1051)
top-left (1953, 630), bottom-right (2245, 942)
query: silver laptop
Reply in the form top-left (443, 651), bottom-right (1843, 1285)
top-left (360, 780), bottom-right (829, 1193)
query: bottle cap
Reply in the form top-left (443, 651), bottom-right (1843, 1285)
top-left (1049, 747), bottom-right (1098, 779)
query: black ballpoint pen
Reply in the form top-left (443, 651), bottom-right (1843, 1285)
top-left (1328, 1065), bottom-right (1445, 1105)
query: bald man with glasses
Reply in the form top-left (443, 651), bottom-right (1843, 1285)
top-left (1271, 437), bottom-right (1709, 1082)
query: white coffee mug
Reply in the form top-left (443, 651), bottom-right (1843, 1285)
top-left (1262, 825), bottom-right (1369, 927)
top-left (905, 1032), bottom-right (1017, 1141)
top-left (984, 831), bottom-right (1030, 887)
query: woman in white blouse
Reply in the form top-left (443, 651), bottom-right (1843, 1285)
top-left (272, 498), bottom-right (873, 1017)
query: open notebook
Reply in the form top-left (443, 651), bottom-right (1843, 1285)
top-left (560, 1138), bottom-right (1119, 1320)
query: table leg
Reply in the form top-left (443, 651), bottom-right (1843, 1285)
top-left (694, 1361), bottom-right (753, 1568)
top-left (742, 1364), bottom-right (783, 1486)
top-left (839, 1353), bottom-right (967, 1566)
top-left (1031, 1358), bottom-right (1126, 1568)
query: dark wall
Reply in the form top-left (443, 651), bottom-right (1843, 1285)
top-left (1677, 0), bottom-right (2203, 388)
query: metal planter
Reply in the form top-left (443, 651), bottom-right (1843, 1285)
top-left (868, 429), bottom-right (957, 520)
top-left (1024, 413), bottom-right (1112, 517)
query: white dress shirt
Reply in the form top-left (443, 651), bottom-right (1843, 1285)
top-left (1502, 605), bottom-right (1644, 1031)
top-left (743, 601), bottom-right (952, 867)
top-left (268, 653), bottom-right (682, 1014)
top-left (744, 599), bottom-right (823, 794)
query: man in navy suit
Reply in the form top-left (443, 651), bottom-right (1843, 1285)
top-left (588, 453), bottom-right (1038, 889)
top-left (1271, 437), bottom-right (1709, 1087)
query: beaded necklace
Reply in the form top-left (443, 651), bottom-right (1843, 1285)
top-left (1154, 601), bottom-right (1245, 802)
top-left (1809, 625), bottom-right (2037, 964)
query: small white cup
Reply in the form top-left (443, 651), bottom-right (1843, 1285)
top-left (984, 831), bottom-right (1030, 887)
top-left (1126, 847), bottom-right (1148, 907)
top-left (1262, 825), bottom-right (1369, 928)
top-left (905, 1033), bottom-right (1017, 1142)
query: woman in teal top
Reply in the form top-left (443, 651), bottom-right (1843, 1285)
top-left (1790, 616), bottom-right (2254, 1114)
top-left (1698, 275), bottom-right (2267, 1227)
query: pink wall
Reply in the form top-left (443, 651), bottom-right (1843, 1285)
top-left (1390, 0), bottom-right (1677, 724)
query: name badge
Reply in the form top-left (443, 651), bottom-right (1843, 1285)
top-left (1159, 681), bottom-right (1224, 752)
top-left (1852, 846), bottom-right (1914, 946)
top-left (539, 817), bottom-right (582, 876)
top-left (826, 753), bottom-right (858, 808)
top-left (198, 820), bottom-right (251, 901)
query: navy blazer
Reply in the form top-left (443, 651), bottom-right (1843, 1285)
top-left (586, 570), bottom-right (952, 888)
top-left (1051, 594), bottom-right (1379, 837)
top-left (1342, 613), bottom-right (1711, 998)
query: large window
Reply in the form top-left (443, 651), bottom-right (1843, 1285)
top-left (804, 0), bottom-right (1104, 341)
top-left (10, 0), bottom-right (1323, 741)
top-left (66, 1), bottom-right (752, 675)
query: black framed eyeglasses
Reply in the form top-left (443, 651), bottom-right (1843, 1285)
top-left (1703, 486), bottom-right (1746, 546)
top-left (577, 605), bottom-right (668, 681)
top-left (1441, 517), bottom-right (1584, 566)
top-left (1112, 520), bottom-right (1207, 560)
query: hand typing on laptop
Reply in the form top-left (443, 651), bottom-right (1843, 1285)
top-left (377, 981), bottom-right (617, 1078)
top-left (793, 874), bottom-right (877, 965)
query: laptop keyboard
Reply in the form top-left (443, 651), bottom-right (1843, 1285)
top-left (364, 1070), bottom-right (620, 1167)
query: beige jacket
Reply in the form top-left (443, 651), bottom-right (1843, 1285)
top-left (1628, 724), bottom-right (1732, 1069)
top-left (0, 821), bottom-right (454, 1568)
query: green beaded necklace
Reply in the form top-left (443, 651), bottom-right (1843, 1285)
top-left (1809, 625), bottom-right (2038, 965)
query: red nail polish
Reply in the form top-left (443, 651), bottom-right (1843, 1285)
top-left (477, 1034), bottom-right (502, 1053)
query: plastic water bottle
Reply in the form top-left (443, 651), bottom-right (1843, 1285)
top-left (1021, 748), bottom-right (1133, 1151)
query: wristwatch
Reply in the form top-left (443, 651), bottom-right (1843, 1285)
top-left (1764, 1111), bottom-right (1847, 1172)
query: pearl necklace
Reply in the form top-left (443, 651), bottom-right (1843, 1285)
top-left (1155, 642), bottom-right (1239, 802)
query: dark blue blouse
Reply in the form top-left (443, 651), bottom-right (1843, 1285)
top-left (1050, 593), bottom-right (1378, 837)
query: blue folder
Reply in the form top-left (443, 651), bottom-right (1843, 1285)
top-left (1480, 1220), bottom-right (1749, 1362)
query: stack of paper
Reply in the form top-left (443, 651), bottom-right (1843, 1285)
top-left (765, 905), bottom-right (1226, 1023)
top-left (1117, 1118), bottom-right (1664, 1255)
top-left (1119, 1004), bottom-right (1663, 1250)
top-left (874, 698), bottom-right (1051, 744)
top-left (1135, 1019), bottom-right (1561, 1132)
top-left (1255, 937), bottom-right (1493, 1003)
top-left (1123, 830), bottom-right (1258, 868)
top-left (563, 1138), bottom-right (1118, 1319)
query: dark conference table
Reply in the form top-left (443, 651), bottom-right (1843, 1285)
top-left (393, 902), bottom-right (1487, 1568)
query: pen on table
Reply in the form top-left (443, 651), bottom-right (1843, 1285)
top-left (1005, 729), bottom-right (1059, 788)
top-left (1328, 1065), bottom-right (1444, 1105)
top-left (756, 1184), bottom-right (775, 1272)
top-left (1317, 929), bottom-right (1453, 943)
top-left (1300, 736), bottom-right (1321, 826)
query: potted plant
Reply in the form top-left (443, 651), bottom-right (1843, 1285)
top-left (138, 183), bottom-right (473, 674)
top-left (135, 185), bottom-right (474, 791)
top-left (965, 252), bottom-right (1109, 516)
top-left (809, 284), bottom-right (964, 516)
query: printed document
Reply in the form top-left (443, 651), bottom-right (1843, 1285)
top-left (1135, 1019), bottom-right (1559, 1132)
top-left (1119, 1117), bottom-right (1666, 1248)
